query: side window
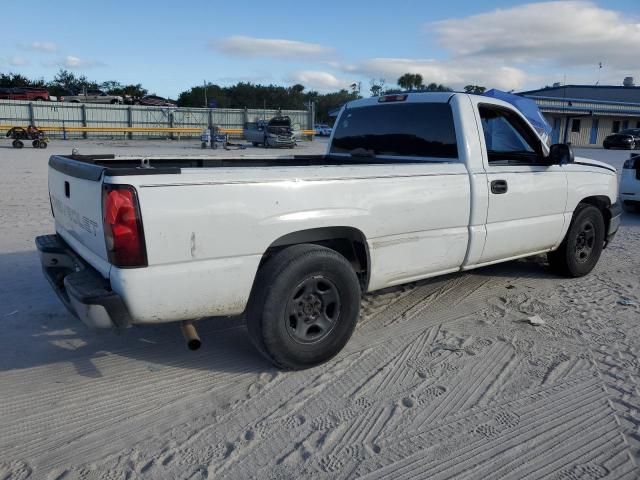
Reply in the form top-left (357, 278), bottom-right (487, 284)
top-left (571, 119), bottom-right (581, 133)
top-left (479, 105), bottom-right (541, 165)
top-left (612, 121), bottom-right (620, 133)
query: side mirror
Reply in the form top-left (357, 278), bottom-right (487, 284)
top-left (548, 143), bottom-right (574, 164)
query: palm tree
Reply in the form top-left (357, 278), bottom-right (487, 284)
top-left (397, 73), bottom-right (414, 91)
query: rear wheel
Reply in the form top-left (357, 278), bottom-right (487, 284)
top-left (246, 244), bottom-right (361, 370)
top-left (548, 204), bottom-right (605, 277)
top-left (12, 139), bottom-right (23, 148)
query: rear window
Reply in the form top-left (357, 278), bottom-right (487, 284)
top-left (330, 103), bottom-right (458, 159)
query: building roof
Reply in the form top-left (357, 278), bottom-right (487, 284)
top-left (519, 85), bottom-right (640, 104)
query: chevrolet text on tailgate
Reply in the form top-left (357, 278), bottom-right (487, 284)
top-left (36, 92), bottom-right (621, 369)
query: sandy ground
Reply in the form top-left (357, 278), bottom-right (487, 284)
top-left (0, 139), bottom-right (639, 479)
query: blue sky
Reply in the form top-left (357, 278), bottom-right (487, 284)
top-left (1, 0), bottom-right (638, 97)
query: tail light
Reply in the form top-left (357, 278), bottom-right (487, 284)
top-left (102, 184), bottom-right (147, 267)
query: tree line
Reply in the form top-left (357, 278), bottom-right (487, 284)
top-left (0, 70), bottom-right (147, 99)
top-left (1, 69), bottom-right (486, 123)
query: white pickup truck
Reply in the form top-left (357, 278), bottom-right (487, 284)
top-left (36, 92), bottom-right (621, 369)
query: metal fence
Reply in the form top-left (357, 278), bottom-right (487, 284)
top-left (0, 100), bottom-right (313, 139)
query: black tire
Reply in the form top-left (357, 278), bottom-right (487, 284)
top-left (32, 140), bottom-right (39, 148)
top-left (252, 142), bottom-right (259, 147)
top-left (603, 144), bottom-right (610, 149)
top-left (12, 139), bottom-right (23, 149)
top-left (246, 244), bottom-right (361, 370)
top-left (630, 141), bottom-right (636, 150)
top-left (39, 140), bottom-right (47, 149)
top-left (548, 204), bottom-right (605, 277)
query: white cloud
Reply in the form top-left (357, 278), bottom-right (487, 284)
top-left (335, 2), bottom-right (639, 92)
top-left (432, 1), bottom-right (640, 70)
top-left (8, 56), bottom-right (29, 66)
top-left (289, 70), bottom-right (349, 91)
top-left (23, 41), bottom-right (58, 53)
top-left (214, 36), bottom-right (333, 59)
top-left (43, 55), bottom-right (103, 69)
top-left (337, 58), bottom-right (527, 91)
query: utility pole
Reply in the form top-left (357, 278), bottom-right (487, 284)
top-left (203, 80), bottom-right (207, 108)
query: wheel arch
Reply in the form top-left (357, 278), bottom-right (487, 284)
top-left (259, 226), bottom-right (370, 290)
top-left (577, 195), bottom-right (612, 238)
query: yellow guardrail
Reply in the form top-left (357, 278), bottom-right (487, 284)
top-left (1, 125), bottom-right (316, 137)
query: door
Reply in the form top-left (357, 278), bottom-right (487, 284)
top-left (86, 90), bottom-right (100, 103)
top-left (476, 104), bottom-right (567, 264)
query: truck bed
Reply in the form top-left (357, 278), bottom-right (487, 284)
top-left (50, 154), bottom-right (441, 179)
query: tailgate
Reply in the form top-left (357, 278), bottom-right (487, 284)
top-left (48, 162), bottom-right (109, 274)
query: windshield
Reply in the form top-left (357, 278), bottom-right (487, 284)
top-left (330, 102), bottom-right (458, 159)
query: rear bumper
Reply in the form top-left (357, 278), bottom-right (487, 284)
top-left (35, 234), bottom-right (131, 328)
top-left (606, 203), bottom-right (622, 246)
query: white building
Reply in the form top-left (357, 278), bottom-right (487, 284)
top-left (520, 79), bottom-right (640, 147)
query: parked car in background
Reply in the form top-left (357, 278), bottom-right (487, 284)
top-left (135, 95), bottom-right (176, 107)
top-left (244, 115), bottom-right (296, 147)
top-left (620, 153), bottom-right (640, 212)
top-left (60, 89), bottom-right (123, 104)
top-left (0, 86), bottom-right (50, 101)
top-left (314, 124), bottom-right (333, 136)
top-left (603, 128), bottom-right (640, 150)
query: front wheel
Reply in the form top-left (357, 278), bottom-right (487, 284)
top-left (246, 244), bottom-right (361, 370)
top-left (548, 204), bottom-right (605, 277)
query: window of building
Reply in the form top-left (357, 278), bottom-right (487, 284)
top-left (612, 121), bottom-right (621, 133)
top-left (571, 119), bottom-right (581, 133)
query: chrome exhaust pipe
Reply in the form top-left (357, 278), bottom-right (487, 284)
top-left (181, 320), bottom-right (201, 351)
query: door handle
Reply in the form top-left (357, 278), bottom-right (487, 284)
top-left (491, 179), bottom-right (508, 194)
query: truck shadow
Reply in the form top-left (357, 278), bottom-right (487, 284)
top-left (0, 250), bottom-right (267, 378)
